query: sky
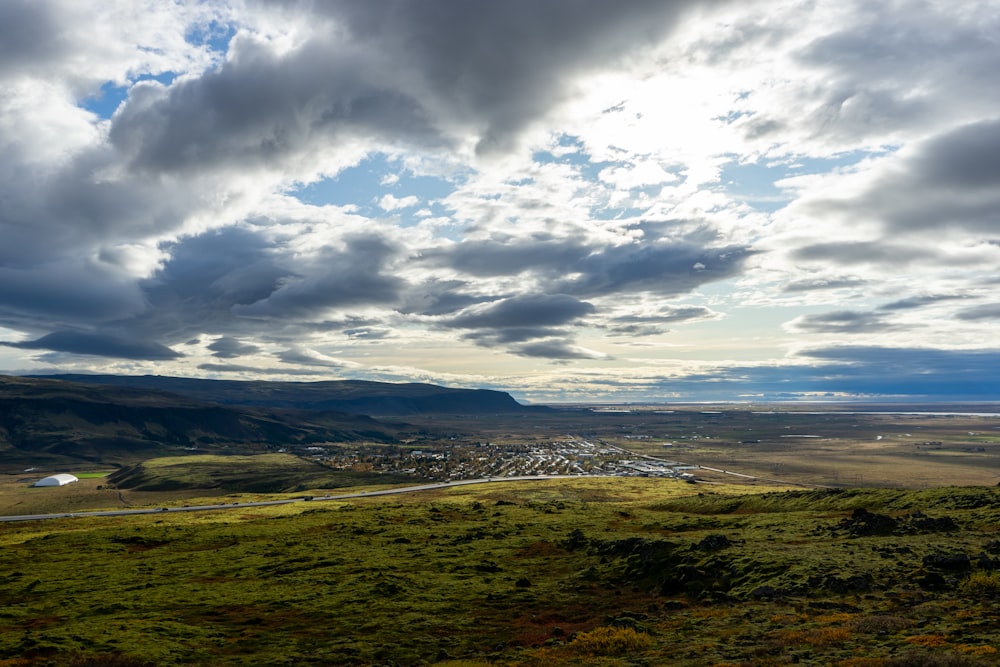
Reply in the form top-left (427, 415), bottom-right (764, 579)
top-left (1, 0), bottom-right (999, 404)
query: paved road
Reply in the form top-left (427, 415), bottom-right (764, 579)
top-left (0, 475), bottom-right (560, 523)
top-left (696, 465), bottom-right (822, 488)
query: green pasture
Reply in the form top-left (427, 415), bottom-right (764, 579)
top-left (3, 478), bottom-right (1000, 665)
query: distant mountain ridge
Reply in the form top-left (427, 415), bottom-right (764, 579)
top-left (31, 374), bottom-right (530, 415)
top-left (0, 375), bottom-right (399, 467)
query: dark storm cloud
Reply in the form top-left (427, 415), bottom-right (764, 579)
top-left (2, 331), bottom-right (181, 360)
top-left (207, 336), bottom-right (261, 359)
top-left (233, 234), bottom-right (405, 319)
top-left (446, 294), bottom-right (595, 330)
top-left (110, 38), bottom-right (441, 173)
top-left (800, 120), bottom-right (1000, 237)
top-left (0, 145), bottom-right (194, 267)
top-left (0, 224), bottom-right (406, 361)
top-left (0, 149), bottom-right (210, 348)
top-left (110, 0), bottom-right (714, 173)
top-left (790, 310), bottom-right (897, 334)
top-left (557, 240), bottom-right (753, 297)
top-left (136, 226), bottom-right (290, 339)
top-left (116, 227), bottom-right (405, 347)
top-left (427, 239), bottom-right (589, 278)
top-left (0, 263), bottom-right (145, 324)
top-left (443, 294), bottom-right (595, 356)
top-left (293, 0), bottom-right (716, 155)
top-left (432, 229), bottom-right (754, 299)
top-left (510, 340), bottom-right (605, 360)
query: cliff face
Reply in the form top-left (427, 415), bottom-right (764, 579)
top-left (31, 374), bottom-right (529, 415)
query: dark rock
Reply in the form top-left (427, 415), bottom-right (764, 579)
top-left (820, 574), bottom-right (873, 594)
top-left (474, 561), bottom-right (503, 573)
top-left (917, 572), bottom-right (949, 591)
top-left (838, 509), bottom-right (897, 536)
top-left (977, 553), bottom-right (1000, 570)
top-left (563, 528), bottom-right (588, 551)
top-left (697, 534), bottom-right (733, 551)
top-left (906, 512), bottom-right (958, 533)
top-left (750, 585), bottom-right (783, 600)
top-left (922, 552), bottom-right (971, 571)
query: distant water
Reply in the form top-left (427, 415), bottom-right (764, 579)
top-left (753, 411), bottom-right (1000, 417)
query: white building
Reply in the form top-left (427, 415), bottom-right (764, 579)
top-left (33, 473), bottom-right (79, 487)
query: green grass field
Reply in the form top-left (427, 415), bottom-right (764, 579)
top-left (4, 477), bottom-right (1000, 665)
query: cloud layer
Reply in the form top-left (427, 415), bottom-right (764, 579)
top-left (1, 0), bottom-right (998, 402)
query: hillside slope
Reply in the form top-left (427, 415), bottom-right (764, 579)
top-left (0, 375), bottom-right (398, 467)
top-left (4, 480), bottom-right (1000, 666)
top-left (34, 374), bottom-right (530, 415)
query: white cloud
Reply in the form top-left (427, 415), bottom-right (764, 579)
top-left (1, 0), bottom-right (998, 400)
top-left (378, 194), bottom-right (420, 211)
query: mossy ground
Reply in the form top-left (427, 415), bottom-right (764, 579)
top-left (3, 479), bottom-right (1000, 665)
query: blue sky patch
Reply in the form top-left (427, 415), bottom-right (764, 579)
top-left (289, 154), bottom-right (463, 218)
top-left (81, 73), bottom-right (177, 120)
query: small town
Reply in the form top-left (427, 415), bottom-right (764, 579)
top-left (298, 438), bottom-right (699, 482)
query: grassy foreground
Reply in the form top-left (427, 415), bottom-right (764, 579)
top-left (3, 478), bottom-right (1000, 665)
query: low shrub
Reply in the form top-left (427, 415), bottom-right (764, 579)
top-left (776, 626), bottom-right (850, 647)
top-left (905, 634), bottom-right (949, 647)
top-left (571, 626), bottom-right (653, 655)
top-left (958, 571), bottom-right (1000, 597)
top-left (851, 614), bottom-right (913, 634)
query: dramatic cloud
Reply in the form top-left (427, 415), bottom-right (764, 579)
top-left (510, 340), bottom-right (608, 361)
top-left (232, 234), bottom-right (406, 319)
top-left (295, 0), bottom-right (717, 155)
top-left (1, 0), bottom-right (998, 401)
top-left (207, 336), bottom-right (260, 359)
top-left (443, 294), bottom-right (596, 352)
top-left (3, 331), bottom-right (181, 361)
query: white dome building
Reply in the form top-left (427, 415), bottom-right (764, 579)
top-left (33, 473), bottom-right (79, 487)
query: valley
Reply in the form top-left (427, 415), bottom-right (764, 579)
top-left (3, 375), bottom-right (1000, 665)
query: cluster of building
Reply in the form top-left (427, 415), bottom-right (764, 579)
top-left (304, 438), bottom-right (699, 482)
